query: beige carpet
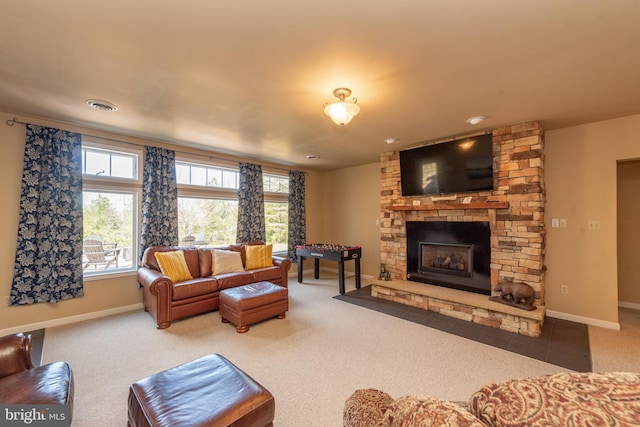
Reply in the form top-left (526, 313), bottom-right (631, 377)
top-left (42, 275), bottom-right (640, 426)
top-left (589, 307), bottom-right (640, 372)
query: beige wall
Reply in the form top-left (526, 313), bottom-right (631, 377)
top-left (617, 160), bottom-right (640, 306)
top-left (545, 113), bottom-right (640, 326)
top-left (0, 111), bottom-right (324, 333)
top-left (320, 163), bottom-right (382, 277)
top-left (303, 170), bottom-right (326, 244)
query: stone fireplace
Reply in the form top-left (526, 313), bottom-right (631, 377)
top-left (373, 121), bottom-right (546, 337)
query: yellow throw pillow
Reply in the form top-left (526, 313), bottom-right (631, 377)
top-left (213, 250), bottom-right (245, 275)
top-left (245, 244), bottom-right (273, 270)
top-left (155, 250), bottom-right (193, 282)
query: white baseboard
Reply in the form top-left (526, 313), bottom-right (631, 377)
top-left (0, 303), bottom-right (143, 337)
top-left (545, 309), bottom-right (620, 330)
top-left (619, 301), bottom-right (640, 311)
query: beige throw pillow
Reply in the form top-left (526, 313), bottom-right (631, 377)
top-left (213, 250), bottom-right (245, 275)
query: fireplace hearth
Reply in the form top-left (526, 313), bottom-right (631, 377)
top-left (406, 221), bottom-right (491, 295)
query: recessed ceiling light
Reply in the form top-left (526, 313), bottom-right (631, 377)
top-left (86, 99), bottom-right (118, 112)
top-left (306, 155), bottom-right (318, 160)
top-left (466, 116), bottom-right (486, 125)
top-left (384, 138), bottom-right (398, 144)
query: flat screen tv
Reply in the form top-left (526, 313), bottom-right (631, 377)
top-left (399, 134), bottom-right (494, 196)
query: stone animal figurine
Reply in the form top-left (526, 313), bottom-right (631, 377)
top-left (494, 281), bottom-right (535, 308)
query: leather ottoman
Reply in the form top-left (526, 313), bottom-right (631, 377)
top-left (128, 354), bottom-right (275, 427)
top-left (220, 282), bottom-right (288, 333)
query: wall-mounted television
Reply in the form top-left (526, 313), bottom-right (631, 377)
top-left (399, 134), bottom-right (494, 197)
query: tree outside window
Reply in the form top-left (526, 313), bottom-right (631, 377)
top-left (178, 197), bottom-right (238, 246)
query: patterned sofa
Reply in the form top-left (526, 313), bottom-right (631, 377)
top-left (344, 372), bottom-right (640, 426)
top-left (137, 242), bottom-right (291, 329)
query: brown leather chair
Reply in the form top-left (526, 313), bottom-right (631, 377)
top-left (0, 332), bottom-right (74, 422)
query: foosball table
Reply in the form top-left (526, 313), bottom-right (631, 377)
top-left (295, 243), bottom-right (362, 295)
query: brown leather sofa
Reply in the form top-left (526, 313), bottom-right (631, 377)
top-left (0, 332), bottom-right (74, 421)
top-left (138, 242), bottom-right (291, 329)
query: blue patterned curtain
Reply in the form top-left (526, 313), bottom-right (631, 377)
top-left (140, 147), bottom-right (178, 256)
top-left (10, 125), bottom-right (84, 305)
top-left (237, 162), bottom-right (265, 243)
top-left (287, 170), bottom-right (306, 261)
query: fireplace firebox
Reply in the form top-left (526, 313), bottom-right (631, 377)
top-left (420, 242), bottom-right (473, 278)
top-left (406, 221), bottom-right (491, 295)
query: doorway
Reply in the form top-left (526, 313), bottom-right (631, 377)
top-left (616, 159), bottom-right (640, 313)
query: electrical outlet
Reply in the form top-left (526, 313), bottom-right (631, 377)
top-left (559, 219), bottom-right (568, 228)
top-left (560, 285), bottom-right (569, 295)
top-left (587, 220), bottom-right (601, 230)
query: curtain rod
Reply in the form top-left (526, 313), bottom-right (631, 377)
top-left (5, 117), bottom-right (302, 174)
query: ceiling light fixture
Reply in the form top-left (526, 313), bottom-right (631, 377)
top-left (324, 88), bottom-right (360, 126)
top-left (86, 99), bottom-right (118, 112)
top-left (466, 115), bottom-right (486, 125)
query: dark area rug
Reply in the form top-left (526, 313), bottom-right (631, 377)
top-left (335, 285), bottom-right (592, 372)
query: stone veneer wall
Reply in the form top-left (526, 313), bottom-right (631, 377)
top-left (378, 121), bottom-right (545, 332)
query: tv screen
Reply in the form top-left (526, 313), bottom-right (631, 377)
top-left (400, 134), bottom-right (494, 196)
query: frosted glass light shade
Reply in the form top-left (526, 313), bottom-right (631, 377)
top-left (324, 101), bottom-right (360, 126)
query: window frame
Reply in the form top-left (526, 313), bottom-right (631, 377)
top-left (81, 140), bottom-right (143, 279)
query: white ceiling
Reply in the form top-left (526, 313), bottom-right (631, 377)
top-left (2, 1), bottom-right (640, 170)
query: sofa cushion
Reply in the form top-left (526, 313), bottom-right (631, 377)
top-left (0, 362), bottom-right (74, 406)
top-left (155, 250), bottom-right (193, 282)
top-left (470, 372), bottom-right (640, 427)
top-left (251, 266), bottom-right (283, 283)
top-left (216, 271), bottom-right (258, 290)
top-left (383, 396), bottom-right (484, 427)
top-left (172, 277), bottom-right (220, 300)
top-left (245, 244), bottom-right (273, 270)
top-left (213, 250), bottom-right (245, 275)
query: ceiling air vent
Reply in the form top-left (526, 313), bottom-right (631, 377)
top-left (86, 99), bottom-right (118, 112)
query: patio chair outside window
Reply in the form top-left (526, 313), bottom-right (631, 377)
top-left (83, 239), bottom-right (121, 270)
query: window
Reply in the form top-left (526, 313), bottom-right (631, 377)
top-left (83, 147), bottom-right (137, 179)
top-left (265, 201), bottom-right (288, 252)
top-left (176, 162), bottom-right (239, 189)
top-left (82, 144), bottom-right (141, 276)
top-left (263, 174), bottom-right (289, 253)
top-left (82, 191), bottom-right (137, 273)
top-left (263, 174), bottom-right (289, 193)
top-left (176, 162), bottom-right (288, 252)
